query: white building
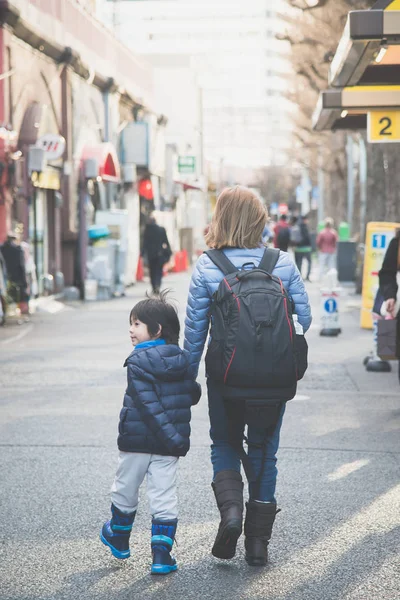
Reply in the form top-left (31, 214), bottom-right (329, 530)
top-left (97, 0), bottom-right (293, 170)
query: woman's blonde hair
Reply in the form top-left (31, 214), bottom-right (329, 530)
top-left (205, 186), bottom-right (268, 249)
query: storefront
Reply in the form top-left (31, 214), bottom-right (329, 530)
top-left (30, 167), bottom-right (62, 294)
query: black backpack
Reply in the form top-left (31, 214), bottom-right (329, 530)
top-left (205, 248), bottom-right (305, 400)
top-left (205, 248), bottom-right (308, 484)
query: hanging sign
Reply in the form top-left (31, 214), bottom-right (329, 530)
top-left (367, 111), bottom-right (400, 144)
top-left (36, 134), bottom-right (66, 161)
top-left (178, 156), bottom-right (196, 174)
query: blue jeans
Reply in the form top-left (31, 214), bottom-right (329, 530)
top-left (207, 379), bottom-right (285, 502)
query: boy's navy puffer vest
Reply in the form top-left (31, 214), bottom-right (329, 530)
top-left (118, 344), bottom-right (201, 457)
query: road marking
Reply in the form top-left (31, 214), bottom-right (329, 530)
top-left (0, 323), bottom-right (34, 346)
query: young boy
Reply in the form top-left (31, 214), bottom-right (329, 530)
top-left (101, 294), bottom-right (201, 574)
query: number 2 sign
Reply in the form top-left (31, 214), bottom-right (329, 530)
top-left (368, 111), bottom-right (400, 144)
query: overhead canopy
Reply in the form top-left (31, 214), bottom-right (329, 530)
top-left (313, 85), bottom-right (400, 131)
top-left (329, 1), bottom-right (400, 88)
top-left (81, 142), bottom-right (121, 183)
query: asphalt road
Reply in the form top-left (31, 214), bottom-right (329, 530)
top-left (1, 272), bottom-right (399, 600)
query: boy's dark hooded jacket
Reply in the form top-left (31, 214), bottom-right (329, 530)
top-left (118, 343), bottom-right (201, 457)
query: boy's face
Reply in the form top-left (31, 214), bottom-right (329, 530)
top-left (129, 318), bottom-right (152, 346)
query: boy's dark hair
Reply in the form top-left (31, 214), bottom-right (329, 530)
top-left (130, 291), bottom-right (180, 345)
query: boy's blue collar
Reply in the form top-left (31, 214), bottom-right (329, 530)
top-left (135, 339), bottom-right (166, 350)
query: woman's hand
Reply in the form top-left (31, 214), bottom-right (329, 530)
top-left (386, 298), bottom-right (396, 317)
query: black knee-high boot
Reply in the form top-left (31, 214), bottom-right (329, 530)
top-left (244, 500), bottom-right (280, 566)
top-left (211, 470), bottom-right (244, 559)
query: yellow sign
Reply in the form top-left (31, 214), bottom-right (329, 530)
top-left (386, 0), bottom-right (400, 10)
top-left (361, 222), bottom-right (400, 329)
top-left (368, 111), bottom-right (400, 143)
top-left (31, 169), bottom-right (60, 191)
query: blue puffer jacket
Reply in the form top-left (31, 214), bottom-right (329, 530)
top-left (118, 342), bottom-right (201, 457)
top-left (184, 247), bottom-right (312, 376)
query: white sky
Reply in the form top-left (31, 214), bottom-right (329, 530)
top-left (97, 0), bottom-right (294, 168)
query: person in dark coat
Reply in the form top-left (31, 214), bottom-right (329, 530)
top-left (0, 233), bottom-right (28, 305)
top-left (294, 216), bottom-right (313, 282)
top-left (142, 216), bottom-right (172, 294)
top-left (273, 214), bottom-right (290, 252)
top-left (100, 294), bottom-right (201, 574)
top-left (378, 231), bottom-right (400, 379)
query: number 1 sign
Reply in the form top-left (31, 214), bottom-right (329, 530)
top-left (368, 111), bottom-right (400, 144)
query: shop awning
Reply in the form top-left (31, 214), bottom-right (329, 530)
top-left (81, 142), bottom-right (121, 183)
top-left (329, 1), bottom-right (400, 88)
top-left (313, 85), bottom-right (400, 131)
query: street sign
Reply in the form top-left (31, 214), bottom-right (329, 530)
top-left (178, 156), bottom-right (196, 174)
top-left (36, 134), bottom-right (66, 161)
top-left (278, 203), bottom-right (288, 215)
top-left (320, 290), bottom-right (340, 333)
top-left (367, 111), bottom-right (400, 144)
top-left (324, 298), bottom-right (337, 314)
top-left (269, 202), bottom-right (278, 215)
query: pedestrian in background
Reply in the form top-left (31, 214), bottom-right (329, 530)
top-left (317, 217), bottom-right (338, 279)
top-left (261, 223), bottom-right (273, 245)
top-left (293, 216), bottom-right (313, 282)
top-left (184, 186), bottom-right (311, 567)
top-left (0, 232), bottom-right (28, 315)
top-left (100, 294), bottom-right (201, 573)
top-left (273, 214), bottom-right (290, 252)
top-left (142, 216), bottom-right (172, 295)
top-left (378, 232), bottom-right (400, 381)
top-left (0, 248), bottom-right (7, 325)
top-left (21, 241), bottom-right (38, 294)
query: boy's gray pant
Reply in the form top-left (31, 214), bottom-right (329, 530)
top-left (111, 451), bottom-right (179, 520)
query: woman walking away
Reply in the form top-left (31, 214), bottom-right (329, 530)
top-left (184, 186), bottom-right (311, 566)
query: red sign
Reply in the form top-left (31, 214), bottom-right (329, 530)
top-left (278, 203), bottom-right (288, 215)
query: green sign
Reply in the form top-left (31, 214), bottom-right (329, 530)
top-left (178, 156), bottom-right (196, 174)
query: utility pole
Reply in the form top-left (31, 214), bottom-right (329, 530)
top-left (346, 134), bottom-right (355, 235)
top-left (359, 135), bottom-right (367, 242)
top-left (317, 153), bottom-right (325, 224)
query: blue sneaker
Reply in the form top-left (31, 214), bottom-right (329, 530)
top-left (100, 504), bottom-right (136, 560)
top-left (151, 519), bottom-right (178, 575)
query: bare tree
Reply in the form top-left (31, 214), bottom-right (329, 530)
top-left (280, 0), bottom-right (400, 235)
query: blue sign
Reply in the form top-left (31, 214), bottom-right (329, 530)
top-left (312, 186), bottom-right (319, 200)
top-left (372, 233), bottom-right (387, 249)
top-left (270, 202), bottom-right (278, 215)
top-left (324, 298), bottom-right (337, 314)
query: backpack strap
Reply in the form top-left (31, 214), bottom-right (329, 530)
top-left (205, 249), bottom-right (237, 275)
top-left (258, 248), bottom-right (280, 274)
